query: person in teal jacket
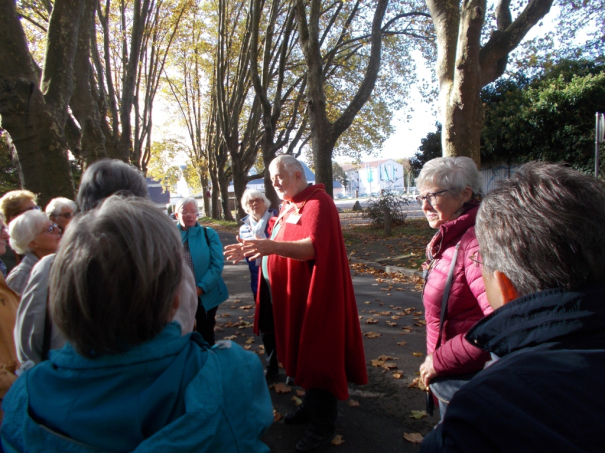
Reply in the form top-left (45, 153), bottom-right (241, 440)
top-left (1, 196), bottom-right (273, 453)
top-left (175, 197), bottom-right (229, 345)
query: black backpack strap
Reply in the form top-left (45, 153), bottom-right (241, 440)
top-left (203, 226), bottom-right (210, 246)
top-left (436, 242), bottom-right (461, 349)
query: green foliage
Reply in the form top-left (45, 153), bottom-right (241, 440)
top-left (410, 123), bottom-right (442, 174)
top-left (362, 192), bottom-right (409, 227)
top-left (0, 131), bottom-right (20, 194)
top-left (481, 59), bottom-right (605, 172)
top-left (147, 139), bottom-right (184, 191)
top-left (182, 163), bottom-right (203, 194)
top-left (332, 161), bottom-right (347, 188)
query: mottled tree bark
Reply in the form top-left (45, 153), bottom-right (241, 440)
top-left (295, 0), bottom-right (389, 196)
top-left (0, 0), bottom-right (86, 206)
top-left (425, 0), bottom-right (553, 166)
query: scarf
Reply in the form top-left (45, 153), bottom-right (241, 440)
top-left (248, 210), bottom-right (272, 239)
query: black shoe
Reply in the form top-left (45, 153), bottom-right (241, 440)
top-left (286, 376), bottom-right (295, 386)
top-left (284, 406), bottom-right (309, 425)
top-left (295, 427), bottom-right (335, 452)
top-left (264, 367), bottom-right (279, 382)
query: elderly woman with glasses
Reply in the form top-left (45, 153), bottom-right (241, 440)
top-left (6, 210), bottom-right (60, 295)
top-left (415, 157), bottom-right (493, 416)
top-left (0, 196), bottom-right (273, 452)
top-left (175, 197), bottom-right (228, 346)
top-left (45, 197), bottom-right (76, 234)
top-left (238, 189), bottom-right (279, 380)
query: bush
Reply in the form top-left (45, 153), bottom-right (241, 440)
top-left (362, 193), bottom-right (409, 227)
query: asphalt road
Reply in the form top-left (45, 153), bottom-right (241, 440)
top-left (216, 230), bottom-right (439, 453)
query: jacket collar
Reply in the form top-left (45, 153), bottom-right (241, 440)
top-left (466, 284), bottom-right (605, 357)
top-left (178, 222), bottom-right (201, 243)
top-left (426, 205), bottom-right (479, 259)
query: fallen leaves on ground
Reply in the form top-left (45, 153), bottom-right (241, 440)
top-left (408, 377), bottom-right (427, 391)
top-left (241, 305), bottom-right (254, 310)
top-left (412, 352), bottom-right (424, 357)
top-left (364, 301), bottom-right (372, 305)
top-left (296, 389), bottom-right (306, 397)
top-left (403, 433), bottom-right (424, 444)
top-left (331, 435), bottom-right (345, 446)
top-left (243, 345), bottom-right (252, 350)
top-left (291, 396), bottom-right (303, 406)
top-left (364, 332), bottom-right (382, 339)
top-left (392, 371), bottom-right (404, 379)
top-left (273, 409), bottom-right (282, 422)
top-left (245, 337), bottom-right (255, 344)
top-left (386, 321), bottom-right (398, 327)
top-left (396, 341), bottom-right (407, 346)
top-left (223, 335), bottom-right (237, 340)
top-left (410, 410), bottom-right (427, 419)
top-left (365, 318), bottom-right (378, 324)
top-left (221, 313), bottom-right (231, 317)
top-left (347, 399), bottom-right (359, 407)
top-left (272, 383), bottom-right (291, 394)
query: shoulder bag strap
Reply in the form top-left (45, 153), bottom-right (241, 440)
top-left (203, 226), bottom-right (210, 246)
top-left (435, 241), bottom-right (461, 349)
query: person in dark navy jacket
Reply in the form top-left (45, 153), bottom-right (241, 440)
top-left (422, 162), bottom-right (605, 453)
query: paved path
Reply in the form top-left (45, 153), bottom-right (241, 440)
top-left (216, 231), bottom-right (437, 453)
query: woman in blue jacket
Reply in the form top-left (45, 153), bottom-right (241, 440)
top-left (175, 197), bottom-right (228, 345)
top-left (0, 196), bottom-right (273, 453)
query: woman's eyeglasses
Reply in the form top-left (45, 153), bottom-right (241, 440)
top-left (41, 223), bottom-right (60, 234)
top-left (416, 189), bottom-right (449, 207)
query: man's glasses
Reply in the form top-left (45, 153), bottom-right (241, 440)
top-left (416, 189), bottom-right (449, 207)
top-left (54, 212), bottom-right (73, 220)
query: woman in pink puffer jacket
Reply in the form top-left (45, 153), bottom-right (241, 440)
top-left (416, 157), bottom-right (493, 394)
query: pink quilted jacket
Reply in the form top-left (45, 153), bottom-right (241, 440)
top-left (422, 205), bottom-right (493, 376)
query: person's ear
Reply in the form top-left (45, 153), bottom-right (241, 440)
top-left (461, 186), bottom-right (473, 203)
top-left (493, 271), bottom-right (519, 306)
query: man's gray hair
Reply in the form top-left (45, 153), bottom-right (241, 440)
top-left (77, 159), bottom-right (148, 212)
top-left (45, 197), bottom-right (77, 217)
top-left (269, 155), bottom-right (307, 182)
top-left (241, 189), bottom-right (270, 215)
top-left (476, 161), bottom-right (605, 296)
top-left (8, 210), bottom-right (48, 255)
top-left (175, 197), bottom-right (199, 214)
top-left (50, 196), bottom-right (183, 358)
top-left (417, 156), bottom-right (482, 197)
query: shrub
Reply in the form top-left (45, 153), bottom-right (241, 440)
top-left (362, 193), bottom-right (409, 227)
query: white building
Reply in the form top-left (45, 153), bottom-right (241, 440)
top-left (341, 159), bottom-right (404, 197)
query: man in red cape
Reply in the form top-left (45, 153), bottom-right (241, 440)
top-left (225, 155), bottom-right (367, 452)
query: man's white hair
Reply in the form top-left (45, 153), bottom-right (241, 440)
top-left (269, 155), bottom-right (307, 182)
top-left (45, 197), bottom-right (77, 217)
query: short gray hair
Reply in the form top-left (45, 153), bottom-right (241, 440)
top-left (8, 210), bottom-right (48, 255)
top-left (417, 156), bottom-right (482, 197)
top-left (45, 197), bottom-right (77, 217)
top-left (476, 161), bottom-right (605, 296)
top-left (77, 159), bottom-right (148, 212)
top-left (269, 155), bottom-right (307, 182)
top-left (175, 197), bottom-right (198, 215)
top-left (50, 196), bottom-right (183, 358)
top-left (241, 189), bottom-right (270, 215)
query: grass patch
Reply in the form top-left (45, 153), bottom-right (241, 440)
top-left (198, 217), bottom-right (239, 232)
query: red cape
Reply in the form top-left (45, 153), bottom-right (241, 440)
top-left (257, 184), bottom-right (368, 400)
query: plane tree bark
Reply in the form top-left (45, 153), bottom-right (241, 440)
top-left (0, 0), bottom-right (85, 206)
top-left (426, 0), bottom-right (554, 165)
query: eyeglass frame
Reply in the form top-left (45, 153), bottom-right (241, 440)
top-left (53, 211), bottom-right (74, 220)
top-left (41, 223), bottom-right (60, 235)
top-left (180, 210), bottom-right (199, 217)
top-left (416, 189), bottom-right (449, 207)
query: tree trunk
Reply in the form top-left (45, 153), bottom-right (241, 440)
top-left (0, 0), bottom-right (85, 206)
top-left (426, 0), bottom-right (554, 167)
